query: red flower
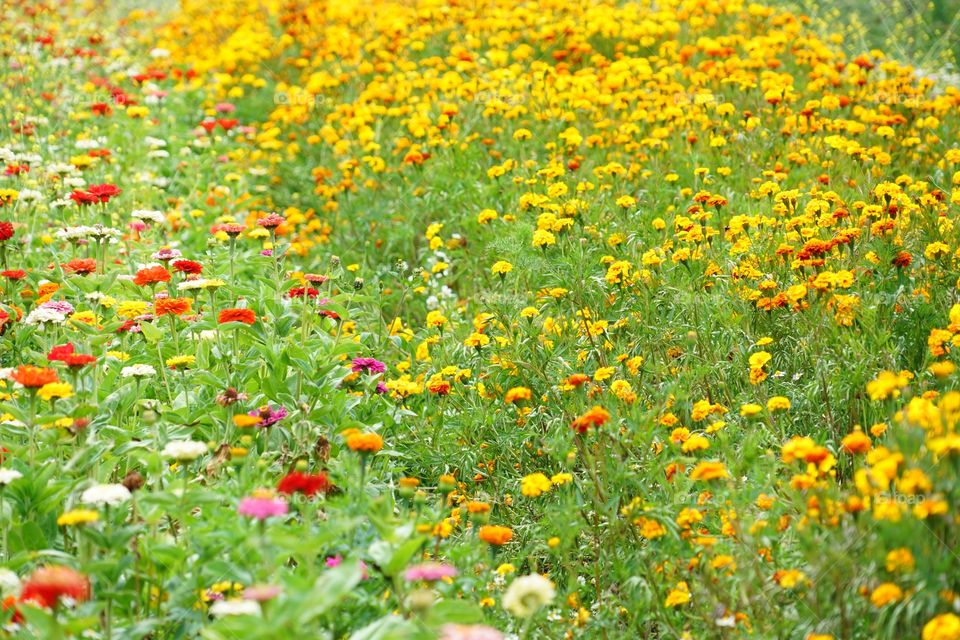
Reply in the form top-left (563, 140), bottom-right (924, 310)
top-left (172, 259), bottom-right (203, 275)
top-left (87, 183), bottom-right (121, 202)
top-left (133, 266), bottom-right (171, 286)
top-left (48, 343), bottom-right (95, 368)
top-left (48, 343), bottom-right (76, 361)
top-left (69, 189), bottom-right (99, 206)
top-left (277, 471), bottom-right (329, 496)
top-left (1, 269), bottom-right (26, 279)
top-left (218, 308), bottom-right (256, 325)
top-left (20, 566), bottom-right (90, 609)
top-left (70, 184), bottom-right (121, 206)
top-left (0, 221), bottom-right (13, 241)
top-left (289, 287), bottom-right (318, 298)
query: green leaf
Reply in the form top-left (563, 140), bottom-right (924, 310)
top-left (295, 560), bottom-right (363, 625)
top-left (348, 615), bottom-right (418, 640)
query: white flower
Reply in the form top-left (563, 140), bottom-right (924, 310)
top-left (81, 483), bottom-right (131, 506)
top-left (209, 599), bottom-right (261, 617)
top-left (24, 307), bottom-right (67, 326)
top-left (121, 364), bottom-right (156, 378)
top-left (162, 440), bottom-right (207, 461)
top-left (0, 569), bottom-right (20, 595)
top-left (0, 468), bottom-right (23, 485)
top-left (149, 48), bottom-right (170, 59)
top-left (131, 209), bottom-right (165, 224)
top-left (502, 574), bottom-right (555, 618)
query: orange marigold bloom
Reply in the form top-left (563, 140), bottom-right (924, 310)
top-left (133, 266), bottom-right (171, 286)
top-left (346, 432), bottom-right (384, 453)
top-left (478, 525), bottom-right (513, 545)
top-left (218, 308), bottom-right (256, 325)
top-left (571, 405), bottom-right (610, 433)
top-left (154, 297), bottom-right (192, 316)
top-left (11, 365), bottom-right (59, 388)
top-left (841, 430), bottom-right (872, 455)
top-left (689, 461), bottom-right (729, 481)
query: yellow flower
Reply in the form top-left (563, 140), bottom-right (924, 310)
top-left (870, 583), bottom-right (904, 607)
top-left (464, 332), bottom-right (490, 349)
top-left (38, 382), bottom-right (73, 401)
top-left (664, 582), bottom-right (690, 607)
top-left (58, 509), bottom-right (100, 526)
top-left (491, 261), bottom-right (513, 276)
top-left (521, 473), bottom-right (552, 497)
top-left (166, 355), bottom-right (196, 369)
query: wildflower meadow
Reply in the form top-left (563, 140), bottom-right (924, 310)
top-left (1, 0), bottom-right (960, 638)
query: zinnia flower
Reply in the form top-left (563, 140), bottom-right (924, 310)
top-left (404, 563), bottom-right (458, 582)
top-left (218, 308), bottom-right (256, 325)
top-left (20, 566), bottom-right (90, 609)
top-left (238, 495), bottom-right (288, 520)
top-left (277, 471), bottom-right (330, 496)
top-left (10, 365), bottom-right (58, 388)
top-left (502, 574), bottom-right (555, 618)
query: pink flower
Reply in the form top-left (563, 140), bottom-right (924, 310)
top-left (440, 625), bottom-right (504, 640)
top-left (238, 496), bottom-right (288, 520)
top-left (404, 562), bottom-right (458, 582)
top-left (256, 213), bottom-right (285, 229)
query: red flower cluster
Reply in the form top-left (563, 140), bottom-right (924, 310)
top-left (48, 343), bottom-right (97, 368)
top-left (277, 471), bottom-right (330, 497)
top-left (69, 183), bottom-right (121, 205)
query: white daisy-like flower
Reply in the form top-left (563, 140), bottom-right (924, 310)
top-left (161, 441), bottom-right (208, 461)
top-left (0, 468), bottom-right (24, 485)
top-left (131, 209), bottom-right (165, 224)
top-left (121, 364), bottom-right (157, 378)
top-left (502, 574), bottom-right (555, 618)
top-left (0, 568), bottom-right (20, 595)
top-left (209, 599), bottom-right (261, 617)
top-left (24, 307), bottom-right (67, 326)
top-left (81, 483), bottom-right (131, 506)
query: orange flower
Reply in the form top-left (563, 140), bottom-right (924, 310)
top-left (689, 461), bottom-right (729, 481)
top-left (218, 308), bottom-right (256, 325)
top-left (154, 297), bottom-right (192, 316)
top-left (478, 525), bottom-right (513, 545)
top-left (133, 266), bottom-right (171, 287)
top-left (11, 365), bottom-right (59, 388)
top-left (62, 258), bottom-right (97, 275)
top-left (841, 430), bottom-right (872, 455)
top-left (571, 405), bottom-right (610, 433)
top-left (346, 432), bottom-right (384, 453)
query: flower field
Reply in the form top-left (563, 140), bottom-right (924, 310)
top-left (1, 0), bottom-right (960, 637)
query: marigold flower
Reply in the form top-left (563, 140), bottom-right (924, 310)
top-left (346, 432), bottom-right (383, 453)
top-left (571, 406), bottom-right (610, 433)
top-left (478, 525), bottom-right (513, 545)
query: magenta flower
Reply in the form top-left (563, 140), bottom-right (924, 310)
top-left (351, 357), bottom-right (386, 374)
top-left (248, 405), bottom-right (288, 428)
top-left (404, 562), bottom-right (458, 582)
top-left (238, 496), bottom-right (288, 520)
top-left (325, 555), bottom-right (369, 579)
